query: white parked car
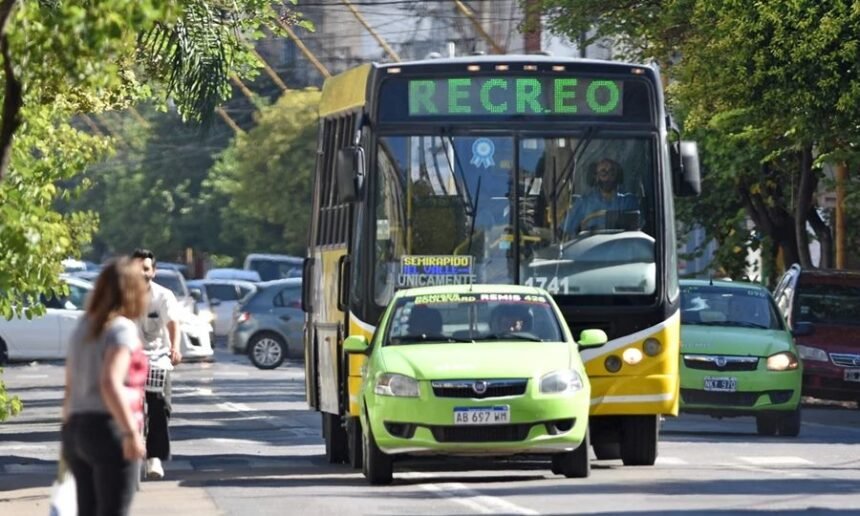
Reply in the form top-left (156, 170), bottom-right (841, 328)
top-left (0, 277), bottom-right (92, 363)
top-left (187, 279), bottom-right (256, 337)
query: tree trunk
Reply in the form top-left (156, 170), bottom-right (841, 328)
top-left (0, 0), bottom-right (21, 182)
top-left (808, 208), bottom-right (833, 269)
top-left (741, 181), bottom-right (800, 270)
top-left (794, 146), bottom-right (815, 268)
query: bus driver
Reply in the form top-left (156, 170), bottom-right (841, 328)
top-left (563, 158), bottom-right (640, 234)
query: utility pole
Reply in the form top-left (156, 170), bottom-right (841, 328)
top-left (523, 0), bottom-right (541, 53)
top-left (453, 0), bottom-right (505, 54)
top-left (276, 18), bottom-right (332, 78)
top-left (341, 0), bottom-right (401, 62)
top-left (835, 161), bottom-right (848, 269)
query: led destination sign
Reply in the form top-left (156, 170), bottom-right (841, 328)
top-left (407, 77), bottom-right (623, 118)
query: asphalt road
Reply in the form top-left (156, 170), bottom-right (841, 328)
top-left (1, 348), bottom-right (859, 515)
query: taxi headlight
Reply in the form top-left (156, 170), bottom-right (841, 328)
top-left (767, 351), bottom-right (799, 371)
top-left (796, 345), bottom-right (828, 362)
top-left (540, 370), bottom-right (584, 394)
top-left (375, 373), bottom-right (420, 397)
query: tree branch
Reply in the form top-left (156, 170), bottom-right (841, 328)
top-left (0, 0), bottom-right (21, 182)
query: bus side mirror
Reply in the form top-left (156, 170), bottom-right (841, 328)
top-left (672, 140), bottom-right (701, 197)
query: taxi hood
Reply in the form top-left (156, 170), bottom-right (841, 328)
top-left (681, 325), bottom-right (794, 357)
top-left (378, 341), bottom-right (575, 380)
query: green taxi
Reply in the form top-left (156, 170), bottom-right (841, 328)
top-left (343, 284), bottom-right (607, 485)
top-left (679, 280), bottom-right (803, 436)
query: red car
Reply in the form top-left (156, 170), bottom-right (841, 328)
top-left (773, 265), bottom-right (860, 405)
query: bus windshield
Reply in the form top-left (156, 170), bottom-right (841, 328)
top-left (373, 134), bottom-right (657, 305)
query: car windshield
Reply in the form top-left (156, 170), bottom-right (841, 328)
top-left (248, 259), bottom-right (303, 281)
top-left (372, 134), bottom-right (657, 305)
top-left (795, 282), bottom-right (860, 326)
top-left (681, 285), bottom-right (783, 330)
top-left (385, 292), bottom-right (564, 345)
top-left (154, 274), bottom-right (187, 298)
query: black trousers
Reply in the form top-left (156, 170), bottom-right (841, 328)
top-left (62, 413), bottom-right (138, 516)
top-left (145, 391), bottom-right (171, 460)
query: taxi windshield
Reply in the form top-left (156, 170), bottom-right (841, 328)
top-left (385, 292), bottom-right (564, 345)
top-left (680, 285), bottom-right (783, 330)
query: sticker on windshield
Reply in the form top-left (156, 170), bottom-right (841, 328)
top-left (398, 255), bottom-right (476, 288)
top-left (470, 138), bottom-right (495, 169)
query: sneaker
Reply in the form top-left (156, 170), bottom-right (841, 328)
top-left (145, 458), bottom-right (165, 480)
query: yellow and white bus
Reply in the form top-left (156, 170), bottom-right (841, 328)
top-left (302, 56), bottom-right (700, 466)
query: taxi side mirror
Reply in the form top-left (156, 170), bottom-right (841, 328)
top-left (343, 335), bottom-right (370, 354)
top-left (578, 329), bottom-right (608, 348)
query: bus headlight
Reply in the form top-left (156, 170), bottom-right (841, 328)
top-left (622, 348), bottom-right (643, 365)
top-left (540, 370), bottom-right (584, 394)
top-left (796, 345), bottom-right (828, 362)
top-left (643, 338), bottom-right (662, 356)
top-left (375, 373), bottom-right (420, 397)
top-left (767, 351), bottom-right (799, 371)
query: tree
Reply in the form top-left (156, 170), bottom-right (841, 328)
top-left (0, 0), bottom-right (305, 420)
top-left (539, 0), bottom-right (860, 278)
top-left (207, 89), bottom-right (321, 258)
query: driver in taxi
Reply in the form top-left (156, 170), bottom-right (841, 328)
top-left (490, 304), bottom-right (533, 333)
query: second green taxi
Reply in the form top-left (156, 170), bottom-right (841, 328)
top-left (343, 284), bottom-right (606, 485)
top-left (679, 279), bottom-right (803, 436)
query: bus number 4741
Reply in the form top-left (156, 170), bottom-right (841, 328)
top-left (524, 276), bottom-right (570, 294)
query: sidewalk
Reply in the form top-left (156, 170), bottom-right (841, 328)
top-left (1, 477), bottom-right (221, 515)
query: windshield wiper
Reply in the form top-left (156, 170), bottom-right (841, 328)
top-left (687, 321), bottom-right (769, 329)
top-left (389, 335), bottom-right (475, 345)
top-left (442, 134), bottom-right (482, 255)
top-left (476, 333), bottom-right (544, 342)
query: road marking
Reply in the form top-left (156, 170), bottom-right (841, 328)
top-left (655, 456), bottom-right (688, 465)
top-left (217, 401), bottom-right (254, 413)
top-left (738, 456), bottom-right (813, 466)
top-left (214, 371), bottom-right (250, 377)
top-left (404, 472), bottom-right (540, 515)
top-left (14, 374), bottom-right (49, 380)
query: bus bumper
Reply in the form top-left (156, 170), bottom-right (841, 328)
top-left (588, 374), bottom-right (679, 416)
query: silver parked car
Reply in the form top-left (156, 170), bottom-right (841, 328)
top-left (228, 278), bottom-right (302, 369)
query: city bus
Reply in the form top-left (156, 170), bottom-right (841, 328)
top-left (302, 55), bottom-right (700, 467)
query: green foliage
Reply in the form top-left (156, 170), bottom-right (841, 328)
top-left (208, 89), bottom-right (321, 257)
top-left (539, 0), bottom-right (860, 274)
top-left (0, 368), bottom-right (23, 421)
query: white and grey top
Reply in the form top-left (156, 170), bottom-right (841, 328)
top-left (66, 316), bottom-right (140, 415)
top-left (138, 281), bottom-right (182, 353)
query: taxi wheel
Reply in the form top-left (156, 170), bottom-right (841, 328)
top-left (0, 338), bottom-right (7, 365)
top-left (755, 414), bottom-right (778, 436)
top-left (362, 422), bottom-right (393, 485)
top-left (620, 415), bottom-right (659, 466)
top-left (776, 408), bottom-right (801, 437)
top-left (551, 430), bottom-right (590, 478)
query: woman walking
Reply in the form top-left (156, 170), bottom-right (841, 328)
top-left (61, 257), bottom-right (149, 516)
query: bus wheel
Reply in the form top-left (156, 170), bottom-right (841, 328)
top-left (551, 430), bottom-right (590, 478)
top-left (593, 442), bottom-right (621, 460)
top-left (323, 412), bottom-right (348, 464)
top-left (347, 416), bottom-right (363, 469)
top-left (362, 421), bottom-right (393, 485)
top-left (620, 415), bottom-right (658, 466)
